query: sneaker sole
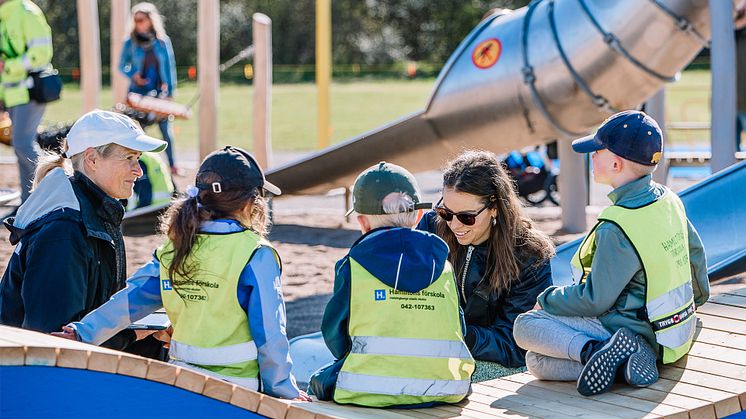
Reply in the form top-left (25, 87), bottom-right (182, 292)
top-left (625, 336), bottom-right (659, 387)
top-left (577, 328), bottom-right (638, 396)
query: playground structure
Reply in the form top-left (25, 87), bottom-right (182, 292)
top-left (2, 0), bottom-right (746, 417)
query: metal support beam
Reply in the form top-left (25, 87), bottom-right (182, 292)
top-left (198, 0), bottom-right (220, 160)
top-left (647, 89), bottom-right (670, 184)
top-left (252, 13), bottom-right (273, 169)
top-left (110, 0), bottom-right (130, 104)
top-left (558, 138), bottom-right (587, 233)
top-left (709, 0), bottom-right (737, 173)
top-left (77, 0), bottom-right (101, 112)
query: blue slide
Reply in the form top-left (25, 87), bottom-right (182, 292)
top-left (551, 161), bottom-right (746, 286)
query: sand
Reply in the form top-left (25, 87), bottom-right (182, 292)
top-left (0, 162), bottom-right (742, 339)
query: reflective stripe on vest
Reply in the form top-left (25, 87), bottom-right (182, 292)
top-left (337, 372), bottom-right (471, 397)
top-left (26, 37), bottom-right (51, 48)
top-left (170, 340), bottom-right (258, 366)
top-left (572, 190), bottom-right (696, 364)
top-left (170, 359), bottom-right (259, 390)
top-left (351, 336), bottom-right (472, 359)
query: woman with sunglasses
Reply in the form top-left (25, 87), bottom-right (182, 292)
top-left (417, 150), bottom-right (555, 373)
top-left (118, 2), bottom-right (179, 174)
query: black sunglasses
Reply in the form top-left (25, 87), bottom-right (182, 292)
top-left (434, 197), bottom-right (489, 226)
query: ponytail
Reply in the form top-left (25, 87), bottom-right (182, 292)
top-left (32, 151), bottom-right (72, 190)
top-left (159, 195), bottom-right (211, 282)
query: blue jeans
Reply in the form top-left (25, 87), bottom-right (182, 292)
top-left (157, 118), bottom-right (175, 168)
top-left (9, 100), bottom-right (46, 203)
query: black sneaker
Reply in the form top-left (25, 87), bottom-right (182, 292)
top-left (624, 335), bottom-right (659, 387)
top-left (577, 328), bottom-right (638, 396)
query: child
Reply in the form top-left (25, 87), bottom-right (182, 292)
top-left (55, 146), bottom-right (309, 400)
top-left (309, 161), bottom-right (475, 408)
top-left (513, 110), bottom-right (710, 396)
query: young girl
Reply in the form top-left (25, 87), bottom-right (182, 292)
top-left (55, 146), bottom-right (309, 400)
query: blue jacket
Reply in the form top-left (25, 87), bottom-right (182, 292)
top-left (310, 226), bottom-right (465, 403)
top-left (417, 211), bottom-right (553, 367)
top-left (70, 219), bottom-right (301, 399)
top-left (119, 36), bottom-right (176, 97)
top-left (0, 168), bottom-right (135, 350)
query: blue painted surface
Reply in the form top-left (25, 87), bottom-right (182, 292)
top-left (0, 366), bottom-right (266, 419)
top-left (725, 412), bottom-right (746, 418)
top-left (551, 160), bottom-right (746, 285)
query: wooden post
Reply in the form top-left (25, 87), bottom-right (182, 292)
top-left (709, 0), bottom-right (737, 173)
top-left (110, 0), bottom-right (131, 104)
top-left (252, 13), bottom-right (272, 169)
top-left (558, 138), bottom-right (587, 233)
top-left (77, 0), bottom-right (101, 112)
top-left (316, 0), bottom-right (331, 149)
top-left (647, 89), bottom-right (670, 185)
top-left (198, 0), bottom-right (220, 160)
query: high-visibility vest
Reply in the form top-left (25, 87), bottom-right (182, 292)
top-left (139, 152), bottom-right (174, 205)
top-left (334, 256), bottom-right (475, 407)
top-left (0, 0), bottom-right (53, 107)
top-left (157, 229), bottom-right (275, 389)
top-left (571, 191), bottom-right (696, 364)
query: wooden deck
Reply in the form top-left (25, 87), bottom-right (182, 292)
top-left (2, 290), bottom-right (746, 418)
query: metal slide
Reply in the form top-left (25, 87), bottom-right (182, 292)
top-left (552, 161), bottom-right (746, 286)
top-left (267, 0), bottom-right (716, 195)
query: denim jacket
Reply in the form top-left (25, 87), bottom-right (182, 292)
top-left (119, 36), bottom-right (176, 97)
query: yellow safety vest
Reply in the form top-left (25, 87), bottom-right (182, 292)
top-left (334, 257), bottom-right (475, 407)
top-left (0, 0), bottom-right (53, 107)
top-left (157, 229), bottom-right (276, 389)
top-left (571, 191), bottom-right (696, 364)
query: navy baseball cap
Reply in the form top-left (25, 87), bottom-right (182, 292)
top-left (572, 110), bottom-right (663, 166)
top-left (196, 146), bottom-right (281, 196)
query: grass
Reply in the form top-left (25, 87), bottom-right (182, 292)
top-left (25, 69), bottom-right (712, 157)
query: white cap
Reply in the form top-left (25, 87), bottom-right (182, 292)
top-left (65, 109), bottom-right (167, 157)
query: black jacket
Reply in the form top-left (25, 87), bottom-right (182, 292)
top-left (417, 211), bottom-right (552, 367)
top-left (0, 169), bottom-right (135, 349)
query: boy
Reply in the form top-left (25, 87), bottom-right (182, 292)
top-left (309, 161), bottom-right (475, 407)
top-left (513, 110), bottom-right (709, 396)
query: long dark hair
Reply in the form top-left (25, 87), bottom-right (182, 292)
top-left (436, 150), bottom-right (555, 295)
top-left (158, 171), bottom-right (270, 283)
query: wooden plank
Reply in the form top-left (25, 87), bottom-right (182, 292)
top-left (692, 327), bottom-right (746, 349)
top-left (472, 382), bottom-right (613, 418)
top-left (202, 377), bottom-right (235, 403)
top-left (658, 367), bottom-right (746, 412)
top-left (433, 403), bottom-right (516, 419)
top-left (505, 373), bottom-right (682, 418)
top-left (698, 302), bottom-right (746, 320)
top-left (56, 348), bottom-right (89, 369)
top-left (725, 288), bottom-right (746, 298)
top-left (644, 376), bottom-right (741, 418)
top-left (284, 404), bottom-right (321, 419)
top-left (24, 346), bottom-right (57, 366)
top-left (256, 395), bottom-right (290, 418)
top-left (460, 390), bottom-right (578, 419)
top-left (174, 368), bottom-right (207, 394)
top-left (0, 339), bottom-right (25, 366)
top-left (0, 326), bottom-right (121, 355)
top-left (481, 375), bottom-right (658, 418)
top-left (697, 313), bottom-right (746, 335)
top-left (117, 356), bottom-right (149, 378)
top-left (146, 360), bottom-right (178, 385)
top-left (674, 355), bottom-right (746, 383)
top-left (688, 341), bottom-right (746, 366)
top-left (87, 351), bottom-right (120, 373)
top-left (230, 386), bottom-right (264, 413)
top-left (610, 386), bottom-right (714, 419)
top-left (294, 401), bottom-right (424, 419)
top-left (709, 293), bottom-right (746, 307)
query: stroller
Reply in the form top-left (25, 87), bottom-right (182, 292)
top-left (502, 148), bottom-right (559, 206)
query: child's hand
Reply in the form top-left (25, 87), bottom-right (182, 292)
top-left (51, 325), bottom-right (78, 341)
top-left (293, 390), bottom-right (312, 402)
top-left (532, 302), bottom-right (542, 311)
top-left (153, 326), bottom-right (173, 349)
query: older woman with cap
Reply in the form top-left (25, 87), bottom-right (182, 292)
top-left (0, 109), bottom-right (166, 351)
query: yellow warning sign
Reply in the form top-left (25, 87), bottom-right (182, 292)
top-left (472, 38), bottom-right (502, 69)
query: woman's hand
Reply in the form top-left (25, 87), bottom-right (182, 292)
top-left (51, 325), bottom-right (78, 341)
top-left (132, 73), bottom-right (149, 86)
top-left (152, 326), bottom-right (173, 349)
top-left (293, 390), bottom-right (312, 402)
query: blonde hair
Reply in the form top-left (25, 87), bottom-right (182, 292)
top-left (627, 160), bottom-right (657, 178)
top-left (127, 2), bottom-right (168, 40)
top-left (364, 192), bottom-right (419, 229)
top-left (33, 144), bottom-right (115, 190)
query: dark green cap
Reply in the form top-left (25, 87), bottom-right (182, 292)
top-left (346, 161), bottom-right (431, 216)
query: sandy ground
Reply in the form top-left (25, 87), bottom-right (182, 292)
top-left (0, 161), bottom-right (743, 339)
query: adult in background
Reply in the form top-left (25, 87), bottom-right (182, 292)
top-left (119, 2), bottom-right (179, 174)
top-left (0, 110), bottom-right (167, 353)
top-left (417, 150), bottom-right (555, 378)
top-left (0, 0), bottom-right (53, 204)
